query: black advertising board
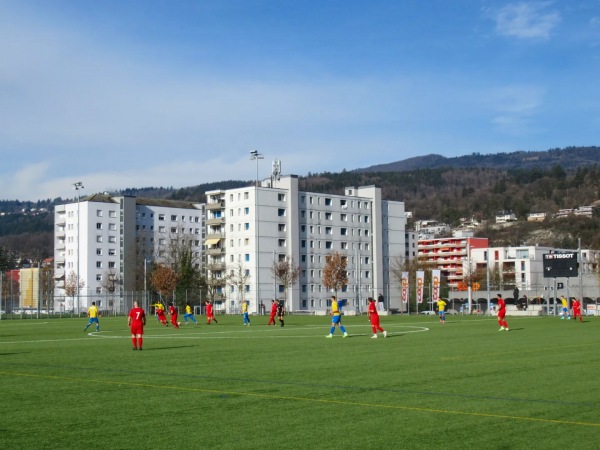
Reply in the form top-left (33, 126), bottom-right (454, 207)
top-left (543, 252), bottom-right (578, 278)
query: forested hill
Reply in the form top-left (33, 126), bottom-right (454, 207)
top-left (356, 146), bottom-right (600, 173)
top-left (1, 146), bottom-right (600, 262)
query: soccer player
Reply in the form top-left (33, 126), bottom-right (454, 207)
top-left (83, 301), bottom-right (100, 332)
top-left (242, 301), bottom-right (251, 326)
top-left (205, 300), bottom-right (218, 324)
top-left (277, 300), bottom-right (285, 327)
top-left (156, 301), bottom-right (168, 326)
top-left (437, 298), bottom-right (447, 324)
top-left (326, 295), bottom-right (348, 338)
top-left (367, 297), bottom-right (386, 338)
top-left (128, 301), bottom-right (146, 351)
top-left (497, 293), bottom-right (509, 331)
top-left (572, 297), bottom-right (583, 322)
top-left (267, 299), bottom-right (278, 325)
top-left (183, 303), bottom-right (199, 325)
top-left (168, 302), bottom-right (180, 328)
top-left (560, 296), bottom-right (570, 320)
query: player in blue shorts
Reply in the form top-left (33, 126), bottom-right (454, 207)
top-left (326, 295), bottom-right (348, 338)
top-left (83, 302), bottom-right (100, 332)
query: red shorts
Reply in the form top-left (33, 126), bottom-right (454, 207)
top-left (131, 324), bottom-right (144, 335)
top-left (497, 310), bottom-right (506, 319)
top-left (370, 316), bottom-right (380, 327)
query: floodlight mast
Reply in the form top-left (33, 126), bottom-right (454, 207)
top-left (249, 150), bottom-right (264, 315)
top-left (73, 181), bottom-right (84, 315)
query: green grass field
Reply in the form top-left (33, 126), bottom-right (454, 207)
top-left (1, 313), bottom-right (599, 449)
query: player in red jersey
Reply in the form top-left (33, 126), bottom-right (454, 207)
top-left (168, 302), bottom-right (180, 328)
top-left (128, 301), bottom-right (146, 350)
top-left (367, 297), bottom-right (387, 338)
top-left (572, 298), bottom-right (583, 322)
top-left (267, 299), bottom-right (278, 325)
top-left (156, 302), bottom-right (168, 326)
top-left (496, 293), bottom-right (509, 331)
top-left (205, 300), bottom-right (218, 324)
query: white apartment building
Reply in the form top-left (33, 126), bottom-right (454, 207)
top-left (467, 245), bottom-right (600, 301)
top-left (206, 175), bottom-right (409, 314)
top-left (54, 194), bottom-right (204, 312)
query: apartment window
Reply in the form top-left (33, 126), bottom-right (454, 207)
top-left (108, 261), bottom-right (116, 268)
top-left (340, 199), bottom-right (347, 208)
top-left (96, 210), bottom-right (103, 217)
top-left (341, 214), bottom-right (347, 221)
top-left (96, 287), bottom-right (102, 294)
top-left (244, 223), bottom-right (250, 231)
top-left (278, 193), bottom-right (286, 201)
top-left (301, 195), bottom-right (306, 203)
top-left (108, 249), bottom-right (116, 256)
top-left (244, 192), bottom-right (249, 200)
top-left (171, 227), bottom-right (178, 233)
top-left (364, 215), bottom-right (370, 223)
top-left (301, 225), bottom-right (306, 232)
top-left (109, 223), bottom-right (116, 231)
top-left (159, 226), bottom-right (166, 233)
top-left (301, 255), bottom-right (306, 262)
top-left (96, 223), bottom-right (102, 230)
top-left (341, 242), bottom-right (348, 250)
top-left (325, 227), bottom-right (332, 235)
top-left (244, 207), bottom-right (250, 215)
top-left (365, 270), bottom-right (370, 278)
top-left (278, 239), bottom-right (286, 247)
top-left (109, 211), bottom-right (116, 218)
top-left (230, 224), bottom-right (234, 232)
top-left (301, 240), bottom-right (306, 248)
top-left (309, 196), bottom-right (314, 204)
top-left (171, 215), bottom-right (177, 221)
top-left (278, 224), bottom-right (286, 232)
top-left (325, 212), bottom-right (332, 220)
top-left (96, 275), bottom-right (102, 281)
top-left (158, 214), bottom-right (165, 221)
top-left (96, 248), bottom-right (102, 255)
top-left (108, 236), bottom-right (116, 243)
top-left (96, 261), bottom-right (102, 268)
top-left (245, 238), bottom-right (250, 246)
top-left (278, 208), bottom-right (286, 217)
top-left (245, 285), bottom-right (250, 292)
top-left (325, 198), bottom-right (332, 206)
top-left (96, 236), bottom-right (103, 243)
top-left (325, 241), bottom-right (333, 249)
top-left (245, 254), bottom-right (250, 262)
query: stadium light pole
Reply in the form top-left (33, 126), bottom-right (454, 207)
top-left (73, 181), bottom-right (84, 315)
top-left (250, 150), bottom-right (264, 315)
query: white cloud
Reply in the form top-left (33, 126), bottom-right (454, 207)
top-left (493, 2), bottom-right (561, 39)
top-left (485, 85), bottom-right (546, 135)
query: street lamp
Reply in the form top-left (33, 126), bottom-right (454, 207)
top-left (249, 150), bottom-right (264, 314)
top-left (73, 181), bottom-right (84, 315)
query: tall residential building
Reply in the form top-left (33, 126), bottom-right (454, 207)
top-left (417, 236), bottom-right (489, 288)
top-left (54, 194), bottom-right (204, 312)
top-left (207, 175), bottom-right (410, 314)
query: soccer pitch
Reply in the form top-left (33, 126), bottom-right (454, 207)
top-left (1, 314), bottom-right (599, 449)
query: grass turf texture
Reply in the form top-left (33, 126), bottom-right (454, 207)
top-left (1, 314), bottom-right (599, 449)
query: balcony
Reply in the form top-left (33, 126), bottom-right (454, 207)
top-left (206, 247), bottom-right (225, 256)
top-left (206, 201), bottom-right (225, 210)
top-left (206, 217), bottom-right (224, 226)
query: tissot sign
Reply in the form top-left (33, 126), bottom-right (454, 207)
top-left (543, 252), bottom-right (578, 278)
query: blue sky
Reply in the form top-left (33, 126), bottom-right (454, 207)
top-left (1, 1), bottom-right (599, 201)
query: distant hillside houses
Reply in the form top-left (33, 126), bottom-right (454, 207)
top-left (415, 220), bottom-right (451, 240)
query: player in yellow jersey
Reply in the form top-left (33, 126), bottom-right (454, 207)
top-left (437, 298), bottom-right (447, 324)
top-left (242, 301), bottom-right (251, 326)
top-left (326, 295), bottom-right (348, 338)
top-left (83, 301), bottom-right (100, 332)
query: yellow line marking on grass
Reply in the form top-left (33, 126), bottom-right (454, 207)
top-left (2, 370), bottom-right (598, 428)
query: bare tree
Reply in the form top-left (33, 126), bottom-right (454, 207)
top-left (100, 268), bottom-right (120, 294)
top-left (227, 260), bottom-right (250, 308)
top-left (205, 270), bottom-right (227, 305)
top-left (64, 270), bottom-right (85, 310)
top-left (150, 264), bottom-right (178, 300)
top-left (322, 251), bottom-right (348, 297)
top-left (271, 256), bottom-right (301, 309)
